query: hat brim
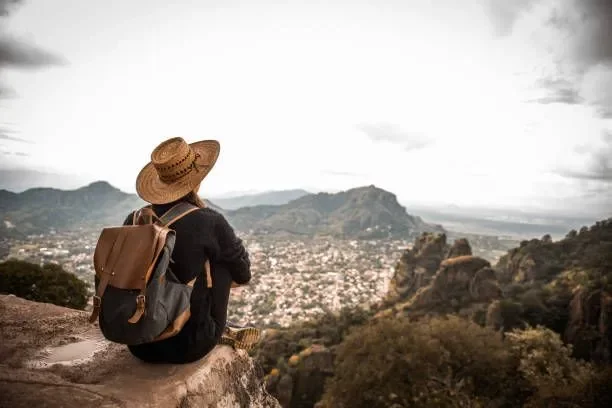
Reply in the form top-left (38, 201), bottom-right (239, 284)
top-left (135, 140), bottom-right (220, 204)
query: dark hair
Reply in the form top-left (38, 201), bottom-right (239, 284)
top-left (182, 190), bottom-right (206, 208)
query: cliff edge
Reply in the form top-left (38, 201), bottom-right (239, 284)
top-left (0, 294), bottom-right (280, 408)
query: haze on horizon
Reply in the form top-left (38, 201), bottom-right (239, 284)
top-left (0, 0), bottom-right (611, 218)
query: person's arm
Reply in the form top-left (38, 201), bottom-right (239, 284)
top-left (214, 214), bottom-right (251, 285)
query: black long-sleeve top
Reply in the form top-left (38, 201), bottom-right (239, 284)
top-left (123, 200), bottom-right (251, 363)
top-left (123, 203), bottom-right (251, 286)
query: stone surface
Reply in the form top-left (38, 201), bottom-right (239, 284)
top-left (0, 294), bottom-right (280, 408)
top-left (377, 254), bottom-right (502, 321)
top-left (385, 232), bottom-right (449, 303)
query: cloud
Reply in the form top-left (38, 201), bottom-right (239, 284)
top-left (1, 150), bottom-right (29, 156)
top-left (557, 131), bottom-right (612, 182)
top-left (485, 0), bottom-right (612, 118)
top-left (0, 36), bottom-right (65, 69)
top-left (527, 76), bottom-right (583, 105)
top-left (0, 128), bottom-right (32, 143)
top-left (0, 0), bottom-right (64, 99)
top-left (0, 0), bottom-right (19, 16)
top-left (357, 123), bottom-right (432, 152)
top-left (483, 0), bottom-right (538, 36)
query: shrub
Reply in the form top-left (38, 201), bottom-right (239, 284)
top-left (0, 259), bottom-right (89, 309)
top-left (506, 326), bottom-right (612, 407)
top-left (321, 315), bottom-right (521, 408)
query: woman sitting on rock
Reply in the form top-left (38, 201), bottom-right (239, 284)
top-left (124, 137), bottom-right (261, 364)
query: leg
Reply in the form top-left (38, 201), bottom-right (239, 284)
top-left (209, 263), bottom-right (233, 333)
top-left (210, 264), bottom-right (261, 350)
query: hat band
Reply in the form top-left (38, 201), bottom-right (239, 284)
top-left (158, 153), bottom-right (205, 183)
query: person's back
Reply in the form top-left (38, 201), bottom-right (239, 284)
top-left (118, 137), bottom-right (260, 364)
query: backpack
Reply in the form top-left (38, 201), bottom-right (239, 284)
top-left (88, 202), bottom-right (212, 345)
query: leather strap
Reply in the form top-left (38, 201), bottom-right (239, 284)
top-left (158, 202), bottom-right (200, 227)
top-left (88, 229), bottom-right (128, 323)
top-left (134, 207), bottom-right (158, 225)
top-left (127, 228), bottom-right (170, 324)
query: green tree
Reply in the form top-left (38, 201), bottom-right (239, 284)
top-left (0, 259), bottom-right (89, 309)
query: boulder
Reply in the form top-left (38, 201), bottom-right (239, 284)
top-left (446, 238), bottom-right (472, 259)
top-left (385, 232), bottom-right (449, 303)
top-left (381, 255), bottom-right (502, 321)
top-left (0, 294), bottom-right (280, 408)
top-left (564, 287), bottom-right (612, 363)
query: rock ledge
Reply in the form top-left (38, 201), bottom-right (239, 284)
top-left (0, 294), bottom-right (280, 408)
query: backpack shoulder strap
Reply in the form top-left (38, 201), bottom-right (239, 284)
top-left (158, 202), bottom-right (200, 227)
top-left (133, 205), bottom-right (156, 225)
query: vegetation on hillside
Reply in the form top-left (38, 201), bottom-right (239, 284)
top-left (254, 218), bottom-right (612, 407)
top-left (321, 316), bottom-right (612, 408)
top-left (0, 259), bottom-right (89, 309)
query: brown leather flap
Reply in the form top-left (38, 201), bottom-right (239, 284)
top-left (93, 224), bottom-right (169, 290)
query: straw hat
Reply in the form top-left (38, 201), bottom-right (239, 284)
top-left (136, 137), bottom-right (220, 204)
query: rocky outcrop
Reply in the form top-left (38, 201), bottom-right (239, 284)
top-left (564, 287), bottom-right (612, 363)
top-left (264, 344), bottom-right (334, 408)
top-left (0, 294), bottom-right (280, 408)
top-left (408, 256), bottom-right (502, 309)
top-left (385, 233), bottom-right (449, 303)
top-left (379, 253), bottom-right (503, 322)
top-left (446, 238), bottom-right (472, 258)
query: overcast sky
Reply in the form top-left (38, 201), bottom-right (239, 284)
top-left (0, 0), bottom-right (611, 216)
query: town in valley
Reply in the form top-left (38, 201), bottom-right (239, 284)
top-left (1, 226), bottom-right (518, 327)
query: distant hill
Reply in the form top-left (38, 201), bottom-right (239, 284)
top-left (0, 181), bottom-right (223, 238)
top-left (225, 185), bottom-right (444, 239)
top-left (0, 182), bottom-right (443, 240)
top-left (210, 189), bottom-right (310, 210)
top-left (406, 204), bottom-right (598, 240)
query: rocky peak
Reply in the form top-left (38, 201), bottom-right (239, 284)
top-left (446, 238), bottom-right (472, 259)
top-left (385, 232), bottom-right (449, 303)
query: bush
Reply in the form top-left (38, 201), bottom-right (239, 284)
top-left (0, 259), bottom-right (89, 309)
top-left (253, 306), bottom-right (371, 374)
top-left (506, 326), bottom-right (612, 407)
top-left (321, 315), bottom-right (522, 408)
top-left (320, 316), bottom-right (611, 408)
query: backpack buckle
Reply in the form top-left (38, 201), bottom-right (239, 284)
top-left (128, 294), bottom-right (147, 324)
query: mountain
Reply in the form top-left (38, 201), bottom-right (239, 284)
top-left (0, 182), bottom-right (442, 240)
top-left (225, 185), bottom-right (444, 239)
top-left (210, 189), bottom-right (311, 210)
top-left (0, 181), bottom-right (223, 238)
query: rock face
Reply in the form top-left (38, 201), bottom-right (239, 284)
top-left (265, 344), bottom-right (334, 408)
top-left (408, 256), bottom-right (502, 310)
top-left (565, 287), bottom-right (612, 362)
top-left (0, 294), bottom-right (281, 408)
top-left (379, 245), bottom-right (502, 322)
top-left (446, 238), bottom-right (472, 258)
top-left (385, 233), bottom-right (449, 303)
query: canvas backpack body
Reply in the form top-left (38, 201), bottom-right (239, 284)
top-left (89, 202), bottom-right (211, 345)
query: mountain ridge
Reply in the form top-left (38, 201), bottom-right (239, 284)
top-left (0, 181), bottom-right (443, 239)
top-left (226, 184), bottom-right (444, 239)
